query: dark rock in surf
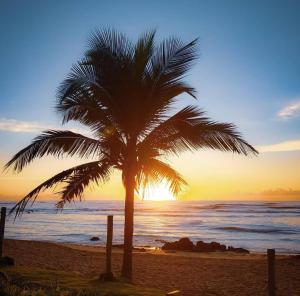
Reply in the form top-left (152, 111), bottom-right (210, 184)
top-left (90, 236), bottom-right (100, 241)
top-left (162, 237), bottom-right (194, 251)
top-left (227, 246), bottom-right (249, 253)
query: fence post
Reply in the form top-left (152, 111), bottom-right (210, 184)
top-left (100, 215), bottom-right (114, 281)
top-left (106, 215), bottom-right (113, 274)
top-left (267, 248), bottom-right (276, 296)
top-left (0, 207), bottom-right (7, 258)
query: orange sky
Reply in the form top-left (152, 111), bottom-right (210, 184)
top-left (1, 149), bottom-right (299, 202)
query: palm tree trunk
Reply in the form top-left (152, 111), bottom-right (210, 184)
top-left (121, 172), bottom-right (135, 280)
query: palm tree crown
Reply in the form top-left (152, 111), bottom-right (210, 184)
top-left (5, 29), bottom-right (258, 279)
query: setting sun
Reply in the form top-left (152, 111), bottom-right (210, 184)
top-left (140, 182), bottom-right (176, 201)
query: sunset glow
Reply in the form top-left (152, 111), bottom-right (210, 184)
top-left (139, 182), bottom-right (176, 201)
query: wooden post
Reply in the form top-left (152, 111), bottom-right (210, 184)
top-left (0, 207), bottom-right (7, 258)
top-left (267, 249), bottom-right (276, 296)
top-left (106, 215), bottom-right (113, 274)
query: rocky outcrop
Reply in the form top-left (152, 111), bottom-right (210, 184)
top-left (161, 238), bottom-right (249, 253)
top-left (195, 241), bottom-right (226, 252)
top-left (162, 237), bottom-right (195, 251)
top-left (90, 236), bottom-right (100, 241)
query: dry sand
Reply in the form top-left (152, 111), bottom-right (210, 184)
top-left (3, 239), bottom-right (300, 296)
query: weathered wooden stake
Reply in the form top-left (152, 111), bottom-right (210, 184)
top-left (267, 248), bottom-right (276, 296)
top-left (106, 215), bottom-right (113, 274)
top-left (0, 207), bottom-right (7, 258)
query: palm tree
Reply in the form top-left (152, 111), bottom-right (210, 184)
top-left (5, 29), bottom-right (258, 280)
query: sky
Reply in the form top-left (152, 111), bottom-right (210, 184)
top-left (0, 0), bottom-right (299, 201)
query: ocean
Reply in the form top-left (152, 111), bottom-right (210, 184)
top-left (1, 200), bottom-right (299, 253)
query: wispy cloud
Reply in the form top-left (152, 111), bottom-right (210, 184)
top-left (259, 139), bottom-right (300, 153)
top-left (0, 118), bottom-right (86, 135)
top-left (278, 99), bottom-right (300, 119)
top-left (0, 118), bottom-right (55, 133)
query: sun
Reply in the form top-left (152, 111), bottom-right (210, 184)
top-left (140, 181), bottom-right (176, 201)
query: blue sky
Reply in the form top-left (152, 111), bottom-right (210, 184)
top-left (0, 0), bottom-right (299, 200)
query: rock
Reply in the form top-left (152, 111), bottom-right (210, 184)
top-left (0, 256), bottom-right (15, 266)
top-left (90, 236), bottom-right (100, 241)
top-left (210, 241), bottom-right (227, 252)
top-left (162, 237), bottom-right (194, 251)
top-left (195, 241), bottom-right (226, 252)
top-left (227, 246), bottom-right (250, 253)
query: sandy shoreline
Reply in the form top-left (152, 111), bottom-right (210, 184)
top-left (3, 239), bottom-right (300, 296)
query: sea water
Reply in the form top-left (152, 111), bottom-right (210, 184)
top-left (1, 200), bottom-right (299, 253)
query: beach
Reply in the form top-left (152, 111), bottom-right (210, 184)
top-left (4, 239), bottom-right (300, 296)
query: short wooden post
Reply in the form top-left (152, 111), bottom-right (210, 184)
top-left (106, 215), bottom-right (113, 274)
top-left (267, 249), bottom-right (276, 296)
top-left (0, 207), bottom-right (7, 258)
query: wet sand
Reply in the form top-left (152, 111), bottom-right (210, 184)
top-left (4, 239), bottom-right (300, 296)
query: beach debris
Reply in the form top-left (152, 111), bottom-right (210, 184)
top-left (90, 236), bottom-right (100, 241)
top-left (166, 290), bottom-right (181, 295)
top-left (162, 237), bottom-right (194, 251)
top-left (113, 244), bottom-right (148, 252)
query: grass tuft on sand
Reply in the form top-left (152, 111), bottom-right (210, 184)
top-left (0, 266), bottom-right (164, 296)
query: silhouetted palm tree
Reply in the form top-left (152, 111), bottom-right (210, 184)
top-left (6, 29), bottom-right (258, 280)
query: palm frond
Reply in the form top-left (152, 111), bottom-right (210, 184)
top-left (56, 60), bottom-right (118, 128)
top-left (150, 37), bottom-right (198, 93)
top-left (134, 30), bottom-right (156, 79)
top-left (137, 158), bottom-right (187, 197)
top-left (136, 38), bottom-right (198, 137)
top-left (9, 161), bottom-right (102, 217)
top-left (87, 28), bottom-right (134, 61)
top-left (139, 106), bottom-right (258, 156)
top-left (5, 130), bottom-right (102, 172)
top-left (56, 159), bottom-right (111, 209)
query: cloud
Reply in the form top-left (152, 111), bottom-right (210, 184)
top-left (0, 118), bottom-right (87, 135)
top-left (278, 99), bottom-right (300, 119)
top-left (0, 118), bottom-right (55, 133)
top-left (259, 139), bottom-right (300, 153)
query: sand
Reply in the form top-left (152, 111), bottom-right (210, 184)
top-left (3, 239), bottom-right (300, 296)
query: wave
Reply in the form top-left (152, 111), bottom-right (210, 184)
top-left (268, 205), bottom-right (300, 210)
top-left (217, 226), bottom-right (298, 234)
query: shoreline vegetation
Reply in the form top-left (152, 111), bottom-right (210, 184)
top-left (2, 239), bottom-right (300, 295)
